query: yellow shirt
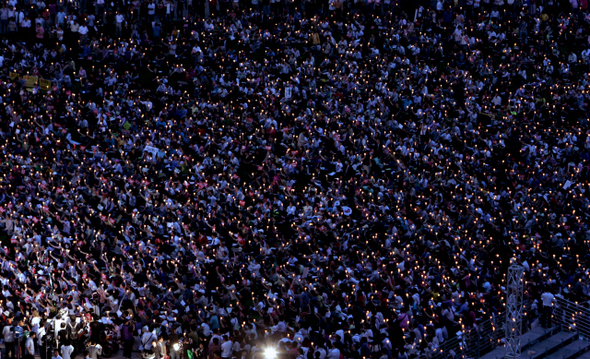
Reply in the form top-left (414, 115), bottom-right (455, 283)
top-left (311, 32), bottom-right (320, 45)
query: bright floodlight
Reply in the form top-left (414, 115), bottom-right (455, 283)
top-left (264, 347), bottom-right (277, 359)
top-left (173, 343), bottom-right (181, 351)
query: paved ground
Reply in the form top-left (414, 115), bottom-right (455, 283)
top-left (0, 340), bottom-right (134, 359)
top-left (73, 348), bottom-right (129, 359)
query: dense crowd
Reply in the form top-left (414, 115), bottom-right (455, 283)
top-left (0, 0), bottom-right (589, 358)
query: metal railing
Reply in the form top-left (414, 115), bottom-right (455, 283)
top-left (554, 296), bottom-right (590, 341)
top-left (431, 311), bottom-right (506, 359)
top-left (429, 301), bottom-right (538, 359)
top-left (424, 296), bottom-right (590, 359)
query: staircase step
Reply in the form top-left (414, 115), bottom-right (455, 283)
top-left (522, 327), bottom-right (561, 350)
top-left (576, 346), bottom-right (590, 359)
top-left (544, 340), bottom-right (590, 359)
top-left (526, 332), bottom-right (579, 359)
top-left (478, 327), bottom-right (560, 359)
top-left (478, 345), bottom-right (505, 359)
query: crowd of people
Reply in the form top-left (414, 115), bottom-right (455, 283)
top-left (0, 0), bottom-right (589, 358)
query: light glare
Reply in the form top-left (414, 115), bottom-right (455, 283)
top-left (264, 347), bottom-right (277, 359)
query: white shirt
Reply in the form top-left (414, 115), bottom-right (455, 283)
top-left (326, 348), bottom-right (340, 359)
top-left (314, 348), bottom-right (326, 359)
top-left (271, 321), bottom-right (287, 333)
top-left (3, 325), bottom-right (15, 342)
top-left (541, 292), bottom-right (555, 307)
top-left (61, 344), bottom-right (74, 359)
top-left (140, 332), bottom-right (157, 350)
top-left (25, 337), bottom-right (35, 355)
top-left (221, 340), bottom-right (233, 358)
top-left (200, 323), bottom-right (211, 337)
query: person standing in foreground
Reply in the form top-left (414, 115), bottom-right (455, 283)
top-left (220, 335), bottom-right (232, 359)
top-left (86, 342), bottom-right (102, 359)
top-left (541, 287), bottom-right (556, 329)
top-left (3, 317), bottom-right (16, 359)
top-left (25, 332), bottom-right (36, 359)
top-left (61, 340), bottom-right (75, 359)
top-left (121, 319), bottom-right (136, 359)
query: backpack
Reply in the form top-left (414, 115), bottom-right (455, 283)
top-left (142, 332), bottom-right (156, 352)
top-left (187, 349), bottom-right (195, 359)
